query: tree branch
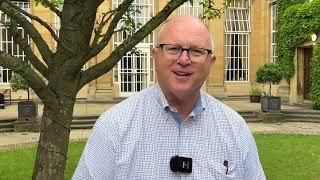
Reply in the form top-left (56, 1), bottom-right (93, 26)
top-left (85, 0), bottom-right (135, 61)
top-left (37, 0), bottom-right (62, 17)
top-left (61, 0), bottom-right (134, 74)
top-left (0, 0), bottom-right (53, 65)
top-left (79, 0), bottom-right (189, 88)
top-left (0, 51), bottom-right (58, 108)
top-left (91, 9), bottom-right (117, 48)
top-left (6, 21), bottom-right (49, 79)
top-left (3, 0), bottom-right (60, 44)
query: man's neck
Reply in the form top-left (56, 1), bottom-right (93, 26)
top-left (165, 91), bottom-right (200, 120)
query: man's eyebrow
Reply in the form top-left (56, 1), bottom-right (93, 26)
top-left (188, 44), bottom-right (211, 49)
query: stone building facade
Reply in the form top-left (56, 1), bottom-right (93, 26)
top-left (0, 0), bottom-right (315, 104)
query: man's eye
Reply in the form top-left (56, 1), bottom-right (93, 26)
top-left (190, 49), bottom-right (205, 56)
top-left (167, 47), bottom-right (180, 51)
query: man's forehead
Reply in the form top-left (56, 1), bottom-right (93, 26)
top-left (156, 16), bottom-right (214, 50)
top-left (160, 16), bottom-right (207, 32)
top-left (158, 20), bottom-right (208, 42)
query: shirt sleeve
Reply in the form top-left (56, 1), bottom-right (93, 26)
top-left (241, 123), bottom-right (266, 180)
top-left (72, 124), bottom-right (116, 180)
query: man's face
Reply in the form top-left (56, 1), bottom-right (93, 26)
top-left (152, 17), bottom-right (216, 100)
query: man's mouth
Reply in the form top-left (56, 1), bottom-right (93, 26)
top-left (173, 71), bottom-right (192, 76)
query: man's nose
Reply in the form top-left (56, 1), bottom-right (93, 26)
top-left (177, 50), bottom-right (191, 65)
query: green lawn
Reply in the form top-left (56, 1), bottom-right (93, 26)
top-left (0, 141), bottom-right (86, 180)
top-left (0, 134), bottom-right (320, 179)
top-left (255, 134), bottom-right (320, 180)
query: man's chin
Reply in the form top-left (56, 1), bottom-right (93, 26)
top-left (170, 87), bottom-right (197, 98)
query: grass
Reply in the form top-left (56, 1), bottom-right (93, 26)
top-left (0, 141), bottom-right (86, 180)
top-left (0, 135), bottom-right (320, 179)
top-left (255, 134), bottom-right (320, 180)
top-left (0, 145), bottom-right (36, 179)
top-left (64, 141), bottom-right (87, 179)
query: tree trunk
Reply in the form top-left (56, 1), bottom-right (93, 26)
top-left (269, 83), bottom-right (272, 96)
top-left (32, 99), bottom-right (75, 180)
top-left (27, 88), bottom-right (30, 101)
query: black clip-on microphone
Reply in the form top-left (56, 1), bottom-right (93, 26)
top-left (170, 155), bottom-right (192, 173)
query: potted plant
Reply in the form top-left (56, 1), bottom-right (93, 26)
top-left (249, 87), bottom-right (263, 103)
top-left (256, 63), bottom-right (283, 112)
top-left (9, 73), bottom-right (38, 132)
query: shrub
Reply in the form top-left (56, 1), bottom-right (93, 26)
top-left (249, 87), bottom-right (263, 96)
top-left (311, 42), bottom-right (320, 110)
top-left (9, 73), bottom-right (30, 101)
top-left (256, 63), bottom-right (283, 96)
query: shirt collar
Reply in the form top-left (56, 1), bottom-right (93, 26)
top-left (154, 84), bottom-right (205, 117)
top-left (190, 94), bottom-right (205, 116)
top-left (154, 84), bottom-right (170, 109)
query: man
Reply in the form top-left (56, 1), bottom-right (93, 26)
top-left (73, 15), bottom-right (265, 179)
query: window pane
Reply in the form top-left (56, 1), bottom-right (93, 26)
top-left (270, 3), bottom-right (277, 63)
top-left (112, 0), bottom-right (154, 91)
top-left (224, 0), bottom-right (250, 82)
top-left (0, 1), bottom-right (30, 84)
top-left (178, 0), bottom-right (203, 19)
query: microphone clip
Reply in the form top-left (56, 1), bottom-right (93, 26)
top-left (170, 155), bottom-right (192, 173)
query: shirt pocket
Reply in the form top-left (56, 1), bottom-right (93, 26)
top-left (207, 160), bottom-right (238, 180)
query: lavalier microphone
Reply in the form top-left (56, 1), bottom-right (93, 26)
top-left (170, 155), bottom-right (192, 173)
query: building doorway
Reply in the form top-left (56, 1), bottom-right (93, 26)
top-left (303, 47), bottom-right (313, 100)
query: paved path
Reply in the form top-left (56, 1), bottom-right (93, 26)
top-left (0, 129), bottom-right (92, 151)
top-left (249, 122), bottom-right (320, 135)
top-left (0, 99), bottom-right (319, 151)
top-left (1, 121), bottom-right (320, 151)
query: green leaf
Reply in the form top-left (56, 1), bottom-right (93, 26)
top-left (33, 0), bottom-right (64, 8)
top-left (9, 73), bottom-right (29, 92)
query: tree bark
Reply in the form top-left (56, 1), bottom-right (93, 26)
top-left (32, 98), bottom-right (75, 180)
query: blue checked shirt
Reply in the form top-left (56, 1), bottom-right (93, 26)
top-left (73, 84), bottom-right (265, 180)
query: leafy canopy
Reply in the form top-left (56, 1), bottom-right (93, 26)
top-left (256, 63), bottom-right (283, 96)
top-left (9, 73), bottom-right (29, 92)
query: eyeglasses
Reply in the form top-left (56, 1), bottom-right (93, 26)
top-left (156, 44), bottom-right (213, 63)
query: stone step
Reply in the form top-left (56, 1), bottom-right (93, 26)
top-left (284, 118), bottom-right (320, 123)
top-left (71, 124), bottom-right (94, 129)
top-left (0, 117), bottom-right (99, 131)
top-left (242, 114), bottom-right (258, 119)
top-left (239, 111), bottom-right (258, 116)
top-left (0, 127), bottom-right (14, 132)
top-left (0, 119), bottom-right (15, 123)
top-left (239, 111), bottom-right (262, 122)
top-left (282, 110), bottom-right (320, 115)
top-left (72, 119), bottom-right (96, 125)
top-left (239, 111), bottom-right (255, 115)
top-left (2, 111), bottom-right (319, 132)
top-left (285, 114), bottom-right (320, 119)
top-left (0, 122), bottom-right (14, 129)
top-left (245, 118), bottom-right (262, 122)
top-left (73, 115), bottom-right (99, 120)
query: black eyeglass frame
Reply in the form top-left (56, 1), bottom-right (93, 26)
top-left (156, 43), bottom-right (213, 62)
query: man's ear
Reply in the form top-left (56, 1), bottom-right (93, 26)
top-left (152, 48), bottom-right (159, 69)
top-left (151, 48), bottom-right (157, 59)
top-left (210, 54), bottom-right (216, 65)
